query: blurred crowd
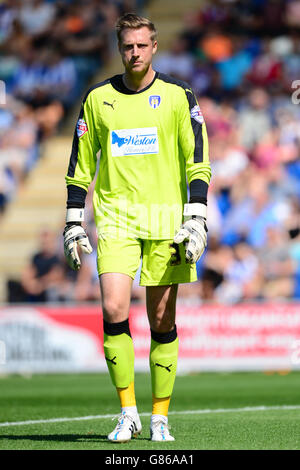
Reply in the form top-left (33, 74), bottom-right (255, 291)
top-left (0, 0), bottom-right (139, 212)
top-left (153, 0), bottom-right (300, 304)
top-left (6, 0), bottom-right (300, 305)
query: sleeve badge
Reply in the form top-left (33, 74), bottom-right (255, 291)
top-left (77, 118), bottom-right (88, 138)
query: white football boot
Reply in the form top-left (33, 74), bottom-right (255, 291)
top-left (108, 410), bottom-right (142, 443)
top-left (150, 415), bottom-right (175, 441)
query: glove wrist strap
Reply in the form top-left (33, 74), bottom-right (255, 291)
top-left (183, 203), bottom-right (207, 219)
top-left (66, 208), bottom-right (84, 223)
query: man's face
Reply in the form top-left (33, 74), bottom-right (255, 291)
top-left (119, 26), bottom-right (157, 75)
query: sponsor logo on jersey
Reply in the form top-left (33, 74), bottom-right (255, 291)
top-left (103, 100), bottom-right (116, 110)
top-left (149, 95), bottom-right (161, 109)
top-left (190, 105), bottom-right (204, 124)
top-left (111, 127), bottom-right (159, 156)
top-left (76, 118), bottom-right (88, 138)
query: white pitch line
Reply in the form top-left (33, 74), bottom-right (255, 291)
top-left (0, 405), bottom-right (300, 428)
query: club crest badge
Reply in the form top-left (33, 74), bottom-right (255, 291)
top-left (77, 118), bottom-right (88, 138)
top-left (149, 95), bottom-right (161, 109)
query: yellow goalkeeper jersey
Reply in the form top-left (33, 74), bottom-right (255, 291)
top-left (66, 72), bottom-right (211, 239)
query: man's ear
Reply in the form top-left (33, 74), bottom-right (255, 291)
top-left (152, 40), bottom-right (158, 55)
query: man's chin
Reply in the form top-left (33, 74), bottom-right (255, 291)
top-left (124, 62), bottom-right (151, 77)
top-left (131, 63), bottom-right (145, 71)
top-left (128, 62), bottom-right (149, 72)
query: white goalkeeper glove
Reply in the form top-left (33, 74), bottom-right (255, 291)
top-left (174, 203), bottom-right (207, 264)
top-left (63, 208), bottom-right (93, 270)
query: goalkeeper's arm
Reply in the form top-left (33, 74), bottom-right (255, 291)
top-left (63, 185), bottom-right (92, 271)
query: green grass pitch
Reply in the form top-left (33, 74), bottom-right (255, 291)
top-left (0, 371), bottom-right (300, 450)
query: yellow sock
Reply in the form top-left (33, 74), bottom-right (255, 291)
top-left (152, 395), bottom-right (171, 417)
top-left (117, 381), bottom-right (136, 408)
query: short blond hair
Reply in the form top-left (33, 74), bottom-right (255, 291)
top-left (116, 13), bottom-right (157, 43)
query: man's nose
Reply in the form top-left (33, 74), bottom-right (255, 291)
top-left (132, 45), bottom-right (139, 57)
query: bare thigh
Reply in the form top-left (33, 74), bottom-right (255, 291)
top-left (100, 273), bottom-right (133, 323)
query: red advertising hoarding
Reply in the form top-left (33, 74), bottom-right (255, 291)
top-left (0, 303), bottom-right (300, 373)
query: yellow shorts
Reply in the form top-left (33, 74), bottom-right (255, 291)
top-left (97, 235), bottom-right (197, 286)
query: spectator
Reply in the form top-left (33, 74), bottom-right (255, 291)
top-left (40, 46), bottom-right (78, 107)
top-left (245, 38), bottom-right (282, 89)
top-left (0, 98), bottom-right (38, 190)
top-left (201, 27), bottom-right (233, 63)
top-left (216, 37), bottom-right (253, 91)
top-left (10, 45), bottom-right (44, 104)
top-left (238, 87), bottom-right (272, 151)
top-left (281, 33), bottom-right (300, 91)
top-left (260, 225), bottom-right (297, 299)
top-left (190, 57), bottom-right (215, 97)
top-left (221, 172), bottom-right (282, 247)
top-left (19, 0), bottom-right (56, 36)
top-left (20, 228), bottom-right (65, 302)
top-left (152, 36), bottom-right (195, 81)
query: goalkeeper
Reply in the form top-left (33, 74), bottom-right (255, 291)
top-left (64, 13), bottom-right (211, 442)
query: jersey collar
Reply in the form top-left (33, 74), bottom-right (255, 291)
top-left (110, 71), bottom-right (158, 95)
